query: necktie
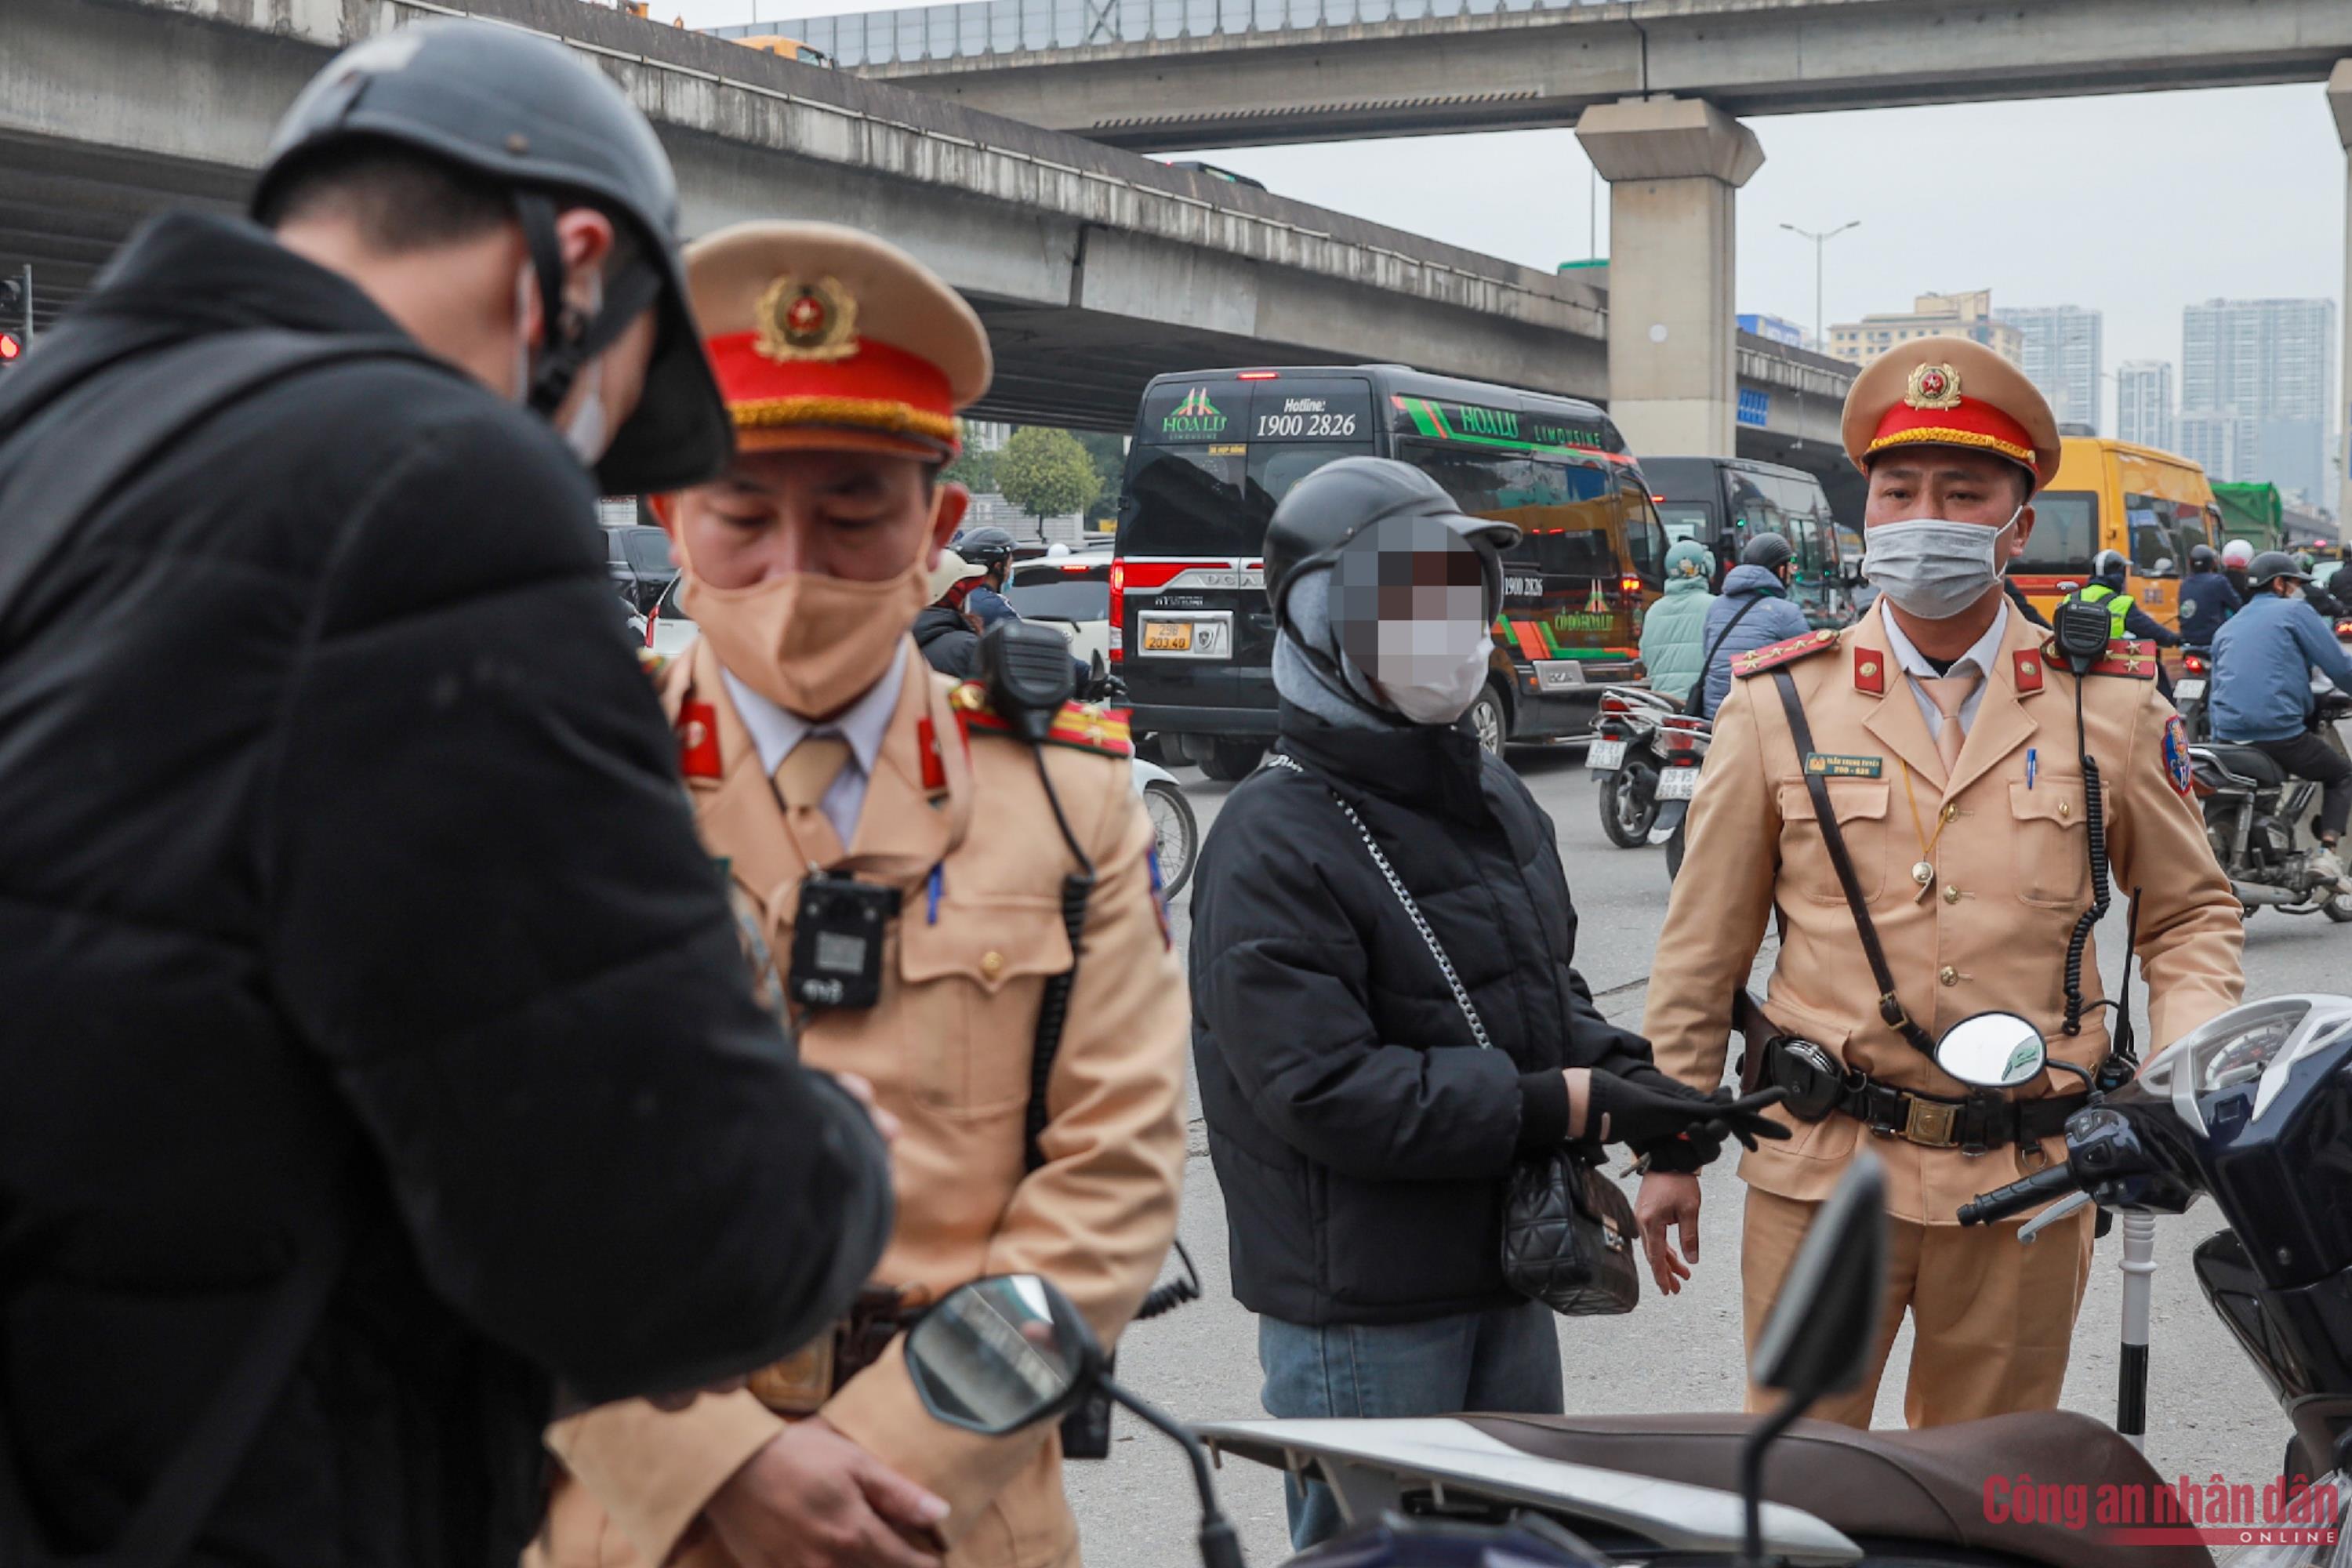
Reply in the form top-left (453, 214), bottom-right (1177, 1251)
top-left (775, 734), bottom-right (852, 865)
top-left (1916, 672), bottom-right (1981, 777)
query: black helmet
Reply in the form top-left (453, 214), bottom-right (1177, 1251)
top-left (1263, 457), bottom-right (1520, 625)
top-left (2249, 550), bottom-right (2311, 590)
top-left (954, 526), bottom-right (1020, 567)
top-left (252, 20), bottom-right (728, 496)
top-left (1739, 532), bottom-right (1794, 572)
top-left (2091, 548), bottom-right (2129, 584)
top-left (2189, 543), bottom-right (2218, 572)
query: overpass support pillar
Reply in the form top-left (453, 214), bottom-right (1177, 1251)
top-left (2330, 63), bottom-right (2352, 532)
top-left (1576, 97), bottom-right (1763, 459)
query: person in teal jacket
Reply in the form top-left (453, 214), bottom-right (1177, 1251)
top-left (1639, 539), bottom-right (1717, 707)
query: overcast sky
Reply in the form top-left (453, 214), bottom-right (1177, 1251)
top-left (661, 0), bottom-right (2345, 434)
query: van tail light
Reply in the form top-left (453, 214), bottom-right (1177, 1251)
top-left (1237, 370), bottom-right (1279, 380)
top-left (1620, 575), bottom-right (1642, 595)
top-left (2336, 620), bottom-right (2352, 639)
top-left (1108, 559), bottom-right (1125, 663)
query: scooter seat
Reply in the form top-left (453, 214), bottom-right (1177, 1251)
top-left (2203, 743), bottom-right (2286, 785)
top-left (1464, 1410), bottom-right (2211, 1568)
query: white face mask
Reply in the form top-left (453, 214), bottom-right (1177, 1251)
top-left (1863, 507), bottom-right (2022, 622)
top-left (1373, 610), bottom-right (1493, 725)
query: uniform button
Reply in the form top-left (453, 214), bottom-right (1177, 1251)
top-left (2058, 800), bottom-right (2071, 817)
top-left (1943, 884), bottom-right (1962, 904)
top-left (1939, 965), bottom-right (1960, 986)
top-left (1941, 802), bottom-right (1960, 823)
top-left (981, 950), bottom-right (1005, 979)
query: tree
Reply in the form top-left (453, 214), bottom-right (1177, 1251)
top-left (1074, 431), bottom-right (1127, 525)
top-left (940, 445), bottom-right (996, 495)
top-left (995, 426), bottom-right (1102, 527)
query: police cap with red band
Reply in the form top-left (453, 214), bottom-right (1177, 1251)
top-left (1840, 334), bottom-right (2062, 493)
top-left (683, 220), bottom-right (991, 463)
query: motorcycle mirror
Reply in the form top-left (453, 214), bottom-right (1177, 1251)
top-left (905, 1275), bottom-right (1100, 1437)
top-left (1934, 1011), bottom-right (2049, 1089)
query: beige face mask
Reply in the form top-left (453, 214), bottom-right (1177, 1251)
top-left (675, 497), bottom-right (939, 719)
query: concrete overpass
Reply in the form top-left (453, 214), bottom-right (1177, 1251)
top-left (772, 0), bottom-right (2352, 153)
top-left (2, 0), bottom-right (1849, 477)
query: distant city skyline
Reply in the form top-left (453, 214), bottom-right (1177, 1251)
top-left (2182, 297), bottom-right (2336, 502)
top-left (2004, 305), bottom-right (2103, 434)
top-left (2117, 360), bottom-right (2174, 452)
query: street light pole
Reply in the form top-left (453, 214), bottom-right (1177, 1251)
top-left (1780, 220), bottom-right (1860, 353)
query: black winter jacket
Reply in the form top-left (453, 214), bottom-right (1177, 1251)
top-left (1189, 705), bottom-right (1653, 1326)
top-left (914, 603), bottom-right (981, 678)
top-left (0, 216), bottom-right (891, 1568)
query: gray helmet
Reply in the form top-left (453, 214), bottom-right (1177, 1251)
top-left (2091, 548), bottom-right (2129, 584)
top-left (2249, 550), bottom-right (2311, 590)
top-left (1739, 532), bottom-right (1794, 573)
top-left (2189, 543), bottom-right (2218, 572)
top-left (1263, 457), bottom-right (1520, 626)
top-left (252, 20), bottom-right (728, 496)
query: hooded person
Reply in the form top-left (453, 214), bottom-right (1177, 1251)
top-left (1637, 334), bottom-right (2243, 1431)
top-left (1639, 538), bottom-right (1717, 705)
top-left (914, 547), bottom-right (987, 678)
top-left (1188, 456), bottom-right (1783, 1553)
top-left (532, 221), bottom-right (1189, 1568)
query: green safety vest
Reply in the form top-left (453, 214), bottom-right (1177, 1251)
top-left (2071, 582), bottom-right (2134, 638)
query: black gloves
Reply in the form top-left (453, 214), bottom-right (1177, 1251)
top-left (1585, 1067), bottom-right (1789, 1171)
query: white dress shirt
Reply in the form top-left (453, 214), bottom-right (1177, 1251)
top-left (1878, 598), bottom-right (2009, 743)
top-left (721, 653), bottom-right (907, 848)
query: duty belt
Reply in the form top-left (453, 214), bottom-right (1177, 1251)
top-left (748, 1287), bottom-right (916, 1416)
top-left (1838, 1075), bottom-right (2089, 1154)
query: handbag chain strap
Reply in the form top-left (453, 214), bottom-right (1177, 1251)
top-left (1264, 753), bottom-right (1491, 1051)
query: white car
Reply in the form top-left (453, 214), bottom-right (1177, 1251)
top-left (1005, 549), bottom-right (1112, 668)
top-left (627, 575), bottom-right (699, 661)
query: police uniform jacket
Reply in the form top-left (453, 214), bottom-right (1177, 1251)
top-left (540, 636), bottom-right (1189, 1568)
top-left (1641, 601), bottom-right (2244, 1223)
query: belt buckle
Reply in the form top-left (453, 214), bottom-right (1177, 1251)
top-left (1903, 1095), bottom-right (1961, 1149)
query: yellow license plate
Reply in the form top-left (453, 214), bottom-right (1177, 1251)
top-left (1143, 622), bottom-right (1193, 652)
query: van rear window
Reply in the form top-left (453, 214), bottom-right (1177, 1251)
top-left (1119, 441), bottom-right (1368, 558)
top-left (2015, 492), bottom-right (2097, 572)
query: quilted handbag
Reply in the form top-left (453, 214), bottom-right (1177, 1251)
top-left (1266, 755), bottom-right (1639, 1318)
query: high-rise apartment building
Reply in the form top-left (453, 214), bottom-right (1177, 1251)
top-left (2116, 361), bottom-right (2175, 452)
top-left (2181, 298), bottom-right (2336, 499)
top-left (2004, 305), bottom-right (2103, 432)
top-left (2179, 408), bottom-right (2257, 488)
top-left (1828, 290), bottom-right (2024, 370)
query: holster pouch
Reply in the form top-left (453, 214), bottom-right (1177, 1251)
top-left (1731, 988), bottom-right (1777, 1097)
top-left (749, 1287), bottom-right (913, 1417)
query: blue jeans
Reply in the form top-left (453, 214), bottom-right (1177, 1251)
top-left (1257, 1301), bottom-right (1565, 1552)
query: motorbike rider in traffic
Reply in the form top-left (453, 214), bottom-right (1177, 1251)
top-left (2209, 550), bottom-right (2352, 892)
top-left (1638, 539), bottom-right (1716, 706)
top-left (1693, 533), bottom-right (1812, 720)
top-left (949, 525), bottom-right (1022, 628)
top-left (2065, 549), bottom-right (2180, 699)
top-left (2178, 542), bottom-right (2242, 655)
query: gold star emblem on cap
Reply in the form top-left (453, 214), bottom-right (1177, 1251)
top-left (1904, 362), bottom-right (1963, 411)
top-left (756, 274), bottom-right (859, 364)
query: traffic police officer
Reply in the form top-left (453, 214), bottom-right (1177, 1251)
top-left (1637, 336), bottom-right (2245, 1428)
top-left (533, 223), bottom-right (1189, 1568)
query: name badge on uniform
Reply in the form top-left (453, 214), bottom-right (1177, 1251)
top-left (1803, 752), bottom-right (1884, 779)
top-left (789, 873), bottom-right (902, 1011)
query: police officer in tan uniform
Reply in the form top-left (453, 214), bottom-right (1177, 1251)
top-left (532, 223), bottom-right (1189, 1568)
top-left (1636, 336), bottom-right (2244, 1428)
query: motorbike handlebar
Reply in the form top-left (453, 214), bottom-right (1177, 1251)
top-left (1958, 1163), bottom-right (2081, 1227)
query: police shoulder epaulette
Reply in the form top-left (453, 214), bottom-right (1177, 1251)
top-left (1732, 628), bottom-right (1842, 680)
top-left (949, 682), bottom-right (1135, 758)
top-left (2082, 638), bottom-right (2159, 681)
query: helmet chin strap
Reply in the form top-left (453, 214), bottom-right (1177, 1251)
top-left (513, 192), bottom-right (661, 419)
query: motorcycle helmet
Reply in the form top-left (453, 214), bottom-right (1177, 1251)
top-left (1740, 532), bottom-right (1795, 573)
top-left (2248, 550), bottom-right (2310, 590)
top-left (252, 20), bottom-right (728, 496)
top-left (1264, 457), bottom-right (1519, 627)
top-left (2189, 543), bottom-right (2219, 572)
top-left (2091, 548), bottom-right (2129, 586)
top-left (2223, 539), bottom-right (2256, 568)
top-left (2298, 551), bottom-right (2318, 575)
top-left (1665, 539), bottom-right (1715, 580)
top-left (954, 526), bottom-right (1020, 568)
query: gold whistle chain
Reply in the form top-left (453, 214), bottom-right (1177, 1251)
top-left (1898, 760), bottom-right (1949, 894)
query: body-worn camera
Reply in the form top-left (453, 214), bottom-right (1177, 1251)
top-left (788, 873), bottom-right (902, 1011)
